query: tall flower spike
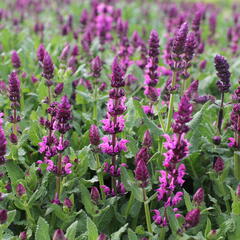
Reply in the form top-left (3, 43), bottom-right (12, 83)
top-left (92, 56), bottom-right (102, 78)
top-left (11, 51), bottom-right (21, 69)
top-left (89, 125), bottom-right (100, 146)
top-left (37, 44), bottom-right (45, 63)
top-left (111, 57), bottom-right (125, 88)
top-left (134, 160), bottom-right (149, 188)
top-left (8, 72), bottom-right (20, 104)
top-left (148, 30), bottom-right (160, 58)
top-left (185, 208), bottom-right (200, 229)
top-left (0, 114), bottom-right (7, 165)
top-left (42, 52), bottom-right (54, 81)
top-left (184, 32), bottom-right (196, 62)
top-left (214, 55), bottom-right (231, 93)
top-left (172, 22), bottom-right (189, 56)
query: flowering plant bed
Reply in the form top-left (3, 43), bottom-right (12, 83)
top-left (0, 0), bottom-right (240, 239)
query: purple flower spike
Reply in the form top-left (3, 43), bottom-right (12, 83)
top-left (92, 56), bottom-right (102, 78)
top-left (213, 157), bottom-right (224, 173)
top-left (11, 51), bottom-right (21, 69)
top-left (0, 116), bottom-right (7, 165)
top-left (54, 83), bottom-right (64, 96)
top-left (37, 44), bottom-right (45, 63)
top-left (237, 184), bottom-right (240, 198)
top-left (89, 125), bottom-right (100, 146)
top-left (42, 52), bottom-right (54, 80)
top-left (172, 22), bottom-right (189, 56)
top-left (185, 208), bottom-right (200, 229)
top-left (19, 232), bottom-right (27, 240)
top-left (184, 32), bottom-right (196, 62)
top-left (111, 57), bottom-right (125, 88)
top-left (214, 55), bottom-right (231, 93)
top-left (134, 160), bottom-right (149, 188)
top-left (148, 30), bottom-right (160, 58)
top-left (143, 130), bottom-right (152, 147)
top-left (8, 72), bottom-right (20, 104)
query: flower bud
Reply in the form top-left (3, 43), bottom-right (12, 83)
top-left (63, 198), bottom-right (72, 208)
top-left (16, 184), bottom-right (26, 197)
top-left (10, 133), bottom-right (18, 144)
top-left (185, 208), bottom-right (200, 229)
top-left (91, 186), bottom-right (100, 202)
top-left (19, 231), bottom-right (27, 240)
top-left (0, 209), bottom-right (7, 224)
top-left (98, 233), bottom-right (107, 240)
top-left (193, 188), bottom-right (204, 205)
top-left (54, 83), bottom-right (64, 95)
top-left (213, 157), bottom-right (224, 173)
top-left (11, 51), bottom-right (21, 69)
top-left (212, 136), bottom-right (221, 145)
top-left (89, 125), bottom-right (100, 146)
top-left (52, 229), bottom-right (67, 240)
top-left (143, 130), bottom-right (152, 147)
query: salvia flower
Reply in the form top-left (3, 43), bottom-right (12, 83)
top-left (185, 208), bottom-right (200, 229)
top-left (134, 160), bottom-right (149, 188)
top-left (184, 32), bottom-right (196, 62)
top-left (92, 56), bottom-right (102, 78)
top-left (0, 114), bottom-right (6, 165)
top-left (19, 231), bottom-right (27, 240)
top-left (11, 51), bottom-right (21, 69)
top-left (214, 55), bottom-right (231, 93)
top-left (54, 83), bottom-right (64, 96)
top-left (91, 186), bottom-right (100, 202)
top-left (42, 51), bottom-right (54, 81)
top-left (8, 71), bottom-right (20, 105)
top-left (213, 157), bottom-right (224, 173)
top-left (172, 22), bottom-right (189, 56)
top-left (89, 125), bottom-right (100, 146)
top-left (37, 44), bottom-right (45, 63)
top-left (193, 188), bottom-right (204, 205)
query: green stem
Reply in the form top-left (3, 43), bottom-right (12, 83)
top-left (159, 227), bottom-right (166, 240)
top-left (217, 92), bottom-right (224, 135)
top-left (166, 70), bottom-right (177, 132)
top-left (95, 153), bottom-right (105, 200)
top-left (143, 188), bottom-right (152, 233)
top-left (25, 205), bottom-right (35, 226)
top-left (125, 192), bottom-right (134, 217)
top-left (93, 86), bottom-right (98, 121)
top-left (234, 152), bottom-right (240, 180)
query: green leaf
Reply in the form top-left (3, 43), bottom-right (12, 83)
top-left (121, 167), bottom-right (143, 202)
top-left (127, 228), bottom-right (138, 240)
top-left (6, 160), bottom-right (24, 187)
top-left (79, 183), bottom-right (96, 216)
top-left (66, 221), bottom-right (78, 240)
top-left (183, 189), bottom-right (193, 211)
top-left (5, 210), bottom-right (16, 228)
top-left (204, 218), bottom-right (212, 238)
top-left (111, 223), bottom-right (128, 240)
top-left (133, 100), bottom-right (162, 136)
top-left (166, 207), bottom-right (179, 234)
top-left (35, 217), bottom-right (50, 240)
top-left (87, 217), bottom-right (98, 240)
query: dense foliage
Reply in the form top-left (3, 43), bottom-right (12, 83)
top-left (0, 0), bottom-right (240, 239)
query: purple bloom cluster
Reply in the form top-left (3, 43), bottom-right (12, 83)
top-left (0, 113), bottom-right (6, 165)
top-left (143, 30), bottom-right (160, 115)
top-left (38, 96), bottom-right (72, 176)
top-left (11, 51), bottom-right (21, 69)
top-left (99, 57), bottom-right (128, 195)
top-left (214, 55), bottom-right (231, 93)
top-left (153, 95), bottom-right (192, 227)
